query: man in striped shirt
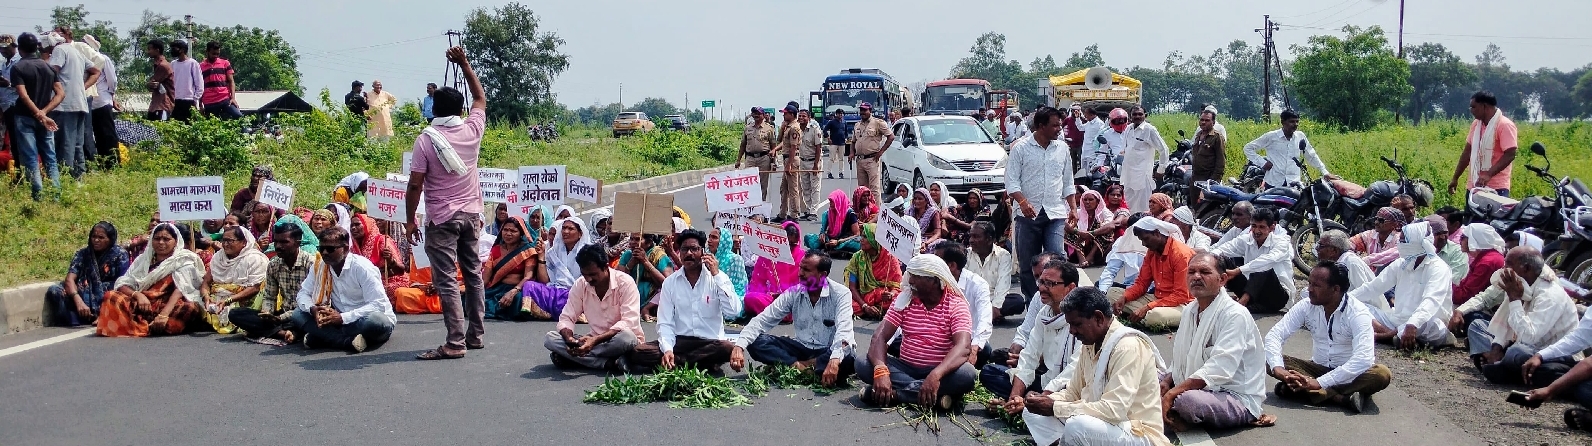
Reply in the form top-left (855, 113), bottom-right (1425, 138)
top-left (856, 254), bottom-right (976, 410)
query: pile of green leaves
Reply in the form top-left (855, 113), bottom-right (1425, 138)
top-left (969, 382), bottom-right (1027, 432)
top-left (583, 368), bottom-right (751, 409)
top-left (742, 364), bottom-right (851, 397)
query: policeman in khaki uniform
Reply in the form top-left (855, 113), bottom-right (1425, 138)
top-left (849, 102), bottom-right (894, 195)
top-left (738, 107), bottom-right (777, 199)
top-left (776, 103), bottom-right (805, 220)
top-left (798, 109), bottom-right (824, 220)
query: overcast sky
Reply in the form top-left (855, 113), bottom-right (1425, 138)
top-left (11, 0), bottom-right (1591, 113)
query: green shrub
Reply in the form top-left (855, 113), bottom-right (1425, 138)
top-left (150, 114), bottom-right (251, 174)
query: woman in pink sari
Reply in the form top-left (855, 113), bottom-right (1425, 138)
top-left (743, 221), bottom-right (805, 317)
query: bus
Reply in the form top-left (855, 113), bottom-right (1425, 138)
top-left (808, 68), bottom-right (903, 126)
top-left (920, 79), bottom-right (991, 116)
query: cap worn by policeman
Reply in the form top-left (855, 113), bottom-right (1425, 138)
top-left (858, 102), bottom-right (873, 109)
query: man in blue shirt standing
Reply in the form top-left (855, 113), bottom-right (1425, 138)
top-left (421, 82), bottom-right (436, 121)
top-left (823, 108), bottom-right (848, 179)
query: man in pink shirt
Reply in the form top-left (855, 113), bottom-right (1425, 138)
top-left (1449, 90), bottom-right (1518, 197)
top-left (408, 46), bottom-right (488, 360)
top-left (858, 254), bottom-right (977, 410)
top-left (546, 245), bottom-right (644, 372)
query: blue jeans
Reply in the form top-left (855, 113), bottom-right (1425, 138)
top-left (1097, 254), bottom-right (1142, 290)
top-left (288, 309), bottom-right (395, 352)
top-left (1014, 210), bottom-right (1067, 298)
top-left (49, 110), bottom-right (88, 180)
top-left (12, 114), bottom-right (59, 200)
top-left (203, 101), bottom-right (243, 120)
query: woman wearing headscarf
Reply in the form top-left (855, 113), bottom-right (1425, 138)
top-left (46, 222), bottom-right (129, 327)
top-left (710, 228), bottom-right (748, 298)
top-left (268, 214), bottom-right (319, 254)
top-left (350, 213), bottom-right (410, 301)
top-left (1067, 189), bottom-right (1114, 267)
top-left (943, 188), bottom-right (987, 245)
top-left (483, 216), bottom-right (543, 320)
top-left (589, 209), bottom-right (630, 263)
top-left (744, 221), bottom-right (806, 317)
top-left (527, 217), bottom-right (591, 320)
top-left (1147, 192), bottom-right (1175, 222)
top-left (1454, 223), bottom-right (1507, 306)
top-left (908, 187), bottom-right (944, 253)
top-left (325, 202), bottom-right (354, 233)
top-left (1356, 207), bottom-right (1408, 270)
top-left (805, 189), bottom-right (862, 256)
top-left (364, 80), bottom-right (397, 139)
top-left (332, 172), bottom-right (371, 213)
top-left (244, 201), bottom-right (277, 252)
top-left (846, 223), bottom-right (903, 320)
top-left (96, 223), bottom-right (207, 337)
top-left (309, 208), bottom-right (336, 234)
top-left (554, 204), bottom-right (577, 222)
top-left (199, 226), bottom-right (269, 333)
top-left (885, 183), bottom-right (911, 214)
top-left (672, 206), bottom-right (692, 227)
top-left (619, 233), bottom-right (673, 320)
top-left (852, 186), bottom-right (880, 224)
top-left (929, 181), bottom-right (958, 210)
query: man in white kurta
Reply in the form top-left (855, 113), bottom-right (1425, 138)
top-left (1349, 222), bottom-right (1455, 349)
top-left (1312, 229), bottom-right (1385, 311)
top-left (983, 258), bottom-right (1083, 403)
top-left (1467, 247), bottom-right (1579, 386)
top-left (1266, 261), bottom-right (1392, 412)
top-left (1243, 110), bottom-right (1331, 189)
top-left (966, 221), bottom-right (1015, 317)
top-left (655, 230), bottom-right (742, 372)
top-left (1161, 252), bottom-right (1270, 431)
top-left (1121, 106), bottom-right (1169, 214)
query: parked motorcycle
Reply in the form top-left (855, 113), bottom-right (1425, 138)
top-left (1469, 142), bottom-right (1592, 255)
top-left (1082, 134), bottom-right (1123, 192)
top-left (1155, 130), bottom-right (1194, 206)
top-left (1283, 154), bottom-right (1350, 274)
top-left (526, 121), bottom-right (560, 142)
top-left (1326, 155), bottom-right (1434, 234)
top-left (1552, 206), bottom-right (1592, 284)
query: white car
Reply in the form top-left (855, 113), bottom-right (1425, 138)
top-left (881, 115), bottom-right (1006, 197)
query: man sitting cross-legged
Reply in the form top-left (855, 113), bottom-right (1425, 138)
top-left (1265, 260), bottom-right (1393, 413)
top-left (1114, 216), bottom-right (1193, 329)
top-left (984, 258), bottom-right (1083, 415)
top-left (1161, 252), bottom-right (1275, 431)
top-left (1021, 286), bottom-right (1172, 446)
top-left (228, 219), bottom-right (315, 345)
top-left (729, 251), bottom-right (856, 387)
top-left (656, 229), bottom-right (742, 374)
top-left (288, 227), bottom-right (396, 353)
top-left (856, 254), bottom-right (978, 410)
top-left (1465, 247), bottom-right (1578, 386)
top-left (545, 244), bottom-right (644, 373)
top-left (1349, 221), bottom-right (1455, 350)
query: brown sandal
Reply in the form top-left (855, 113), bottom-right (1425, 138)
top-left (415, 348), bottom-right (466, 360)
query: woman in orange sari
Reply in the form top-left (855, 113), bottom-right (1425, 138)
top-left (97, 223), bottom-right (207, 337)
top-left (484, 217), bottom-right (547, 320)
top-left (845, 223), bottom-right (902, 320)
top-left (350, 214), bottom-right (410, 299)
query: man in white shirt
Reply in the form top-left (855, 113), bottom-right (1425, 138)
top-left (1215, 201), bottom-right (1254, 247)
top-left (1349, 221), bottom-right (1455, 349)
top-left (655, 229), bottom-right (742, 373)
top-left (1121, 106), bottom-right (1169, 214)
top-left (935, 242), bottom-right (993, 366)
top-left (1099, 108), bottom-right (1128, 174)
top-left (985, 258), bottom-right (1082, 409)
top-left (1243, 110), bottom-right (1331, 189)
top-left (1523, 292), bottom-right (1592, 397)
top-left (88, 56), bottom-right (117, 167)
top-left (289, 227), bottom-right (397, 353)
top-left (42, 33), bottom-right (96, 180)
top-left (1266, 261), bottom-right (1392, 413)
top-left (1004, 112), bottom-right (1027, 145)
top-left (1314, 229), bottom-right (1383, 311)
top-left (1098, 213), bottom-right (1147, 290)
top-left (1170, 206), bottom-right (1211, 252)
top-left (1163, 252), bottom-right (1273, 431)
top-left (1467, 247), bottom-right (1579, 386)
top-left (966, 221), bottom-right (1016, 318)
top-left (1004, 106), bottom-right (1076, 299)
top-left (730, 251), bottom-right (855, 386)
top-left (1078, 106), bottom-right (1108, 173)
top-left (1213, 207), bottom-right (1295, 313)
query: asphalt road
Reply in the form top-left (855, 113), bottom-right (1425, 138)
top-left (0, 173), bottom-right (1484, 446)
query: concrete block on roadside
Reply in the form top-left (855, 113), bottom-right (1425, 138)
top-left (0, 282), bottom-right (55, 335)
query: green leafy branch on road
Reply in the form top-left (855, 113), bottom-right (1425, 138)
top-left (582, 364), bottom-right (850, 409)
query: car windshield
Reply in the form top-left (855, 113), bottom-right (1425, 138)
top-left (824, 89), bottom-right (882, 115)
top-left (618, 112), bottom-right (640, 120)
top-left (668, 116), bottom-right (686, 123)
top-left (924, 85), bottom-right (986, 113)
top-left (917, 119), bottom-right (994, 145)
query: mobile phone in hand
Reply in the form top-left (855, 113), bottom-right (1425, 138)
top-left (1506, 390), bottom-right (1543, 409)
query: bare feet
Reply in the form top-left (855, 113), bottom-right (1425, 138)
top-left (1251, 413), bottom-right (1278, 427)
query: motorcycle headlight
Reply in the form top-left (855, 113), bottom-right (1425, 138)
top-left (929, 154), bottom-right (958, 171)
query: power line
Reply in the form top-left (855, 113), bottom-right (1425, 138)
top-left (1278, 24), bottom-right (1592, 46)
top-left (1302, 0), bottom-right (1366, 27)
top-left (1274, 0), bottom-right (1358, 20)
top-left (1327, 1), bottom-right (1390, 28)
top-left (297, 35), bottom-right (442, 58)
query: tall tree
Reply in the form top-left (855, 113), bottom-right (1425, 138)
top-left (1402, 43), bottom-right (1475, 124)
top-left (1064, 44), bottom-right (1106, 71)
top-left (1218, 40), bottom-right (1264, 120)
top-left (462, 2), bottom-right (570, 123)
top-left (1287, 26), bottom-right (1411, 130)
top-left (1574, 70), bottom-right (1592, 118)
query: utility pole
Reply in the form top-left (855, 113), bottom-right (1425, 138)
top-left (443, 30), bottom-right (464, 90)
top-left (1397, 0), bottom-right (1406, 58)
top-left (184, 15), bottom-right (195, 46)
top-left (619, 84), bottom-right (624, 111)
top-left (1257, 15), bottom-right (1275, 122)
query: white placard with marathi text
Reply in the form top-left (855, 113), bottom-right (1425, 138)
top-left (879, 209), bottom-right (922, 263)
top-left (738, 221), bottom-right (795, 265)
top-left (366, 179), bottom-right (410, 223)
top-left (512, 165), bottom-right (566, 219)
top-left (156, 176), bottom-right (226, 221)
top-left (256, 179), bottom-right (294, 212)
top-left (478, 168), bottom-right (517, 204)
top-left (566, 174), bottom-right (601, 204)
top-left (703, 167), bottom-right (764, 213)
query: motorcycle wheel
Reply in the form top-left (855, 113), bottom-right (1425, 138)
top-left (1293, 219), bottom-right (1348, 275)
top-left (1200, 212), bottom-right (1233, 234)
top-left (1568, 251), bottom-right (1592, 288)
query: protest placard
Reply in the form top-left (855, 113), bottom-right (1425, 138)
top-left (256, 179), bottom-right (295, 212)
top-left (478, 168), bottom-right (517, 203)
top-left (408, 213), bottom-right (430, 269)
top-left (611, 192), bottom-right (675, 235)
top-left (702, 167), bottom-right (763, 213)
top-left (402, 151), bottom-right (413, 175)
top-left (366, 179), bottom-right (409, 223)
top-left (879, 210), bottom-right (922, 263)
top-left (567, 174), bottom-right (601, 204)
top-left (155, 176), bottom-right (226, 221)
top-left (514, 165), bottom-right (566, 218)
top-left (738, 221), bottom-right (795, 265)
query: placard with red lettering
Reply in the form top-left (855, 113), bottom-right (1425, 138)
top-left (738, 221), bottom-right (795, 265)
top-left (879, 209), bottom-right (922, 263)
top-left (478, 168), bottom-right (517, 204)
top-left (702, 167), bottom-right (764, 213)
top-left (156, 176), bottom-right (226, 221)
top-left (513, 165), bottom-right (566, 219)
top-left (366, 179), bottom-right (410, 223)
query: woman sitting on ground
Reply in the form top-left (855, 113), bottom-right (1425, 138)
top-left (846, 223), bottom-right (902, 320)
top-left (805, 189), bottom-right (862, 257)
top-left (308, 208), bottom-right (336, 234)
top-left (711, 227), bottom-right (748, 298)
top-left (483, 216), bottom-right (544, 320)
top-left (96, 223), bottom-right (207, 337)
top-left (944, 188), bottom-right (989, 244)
top-left (619, 233), bottom-right (673, 320)
top-left (45, 221), bottom-right (129, 327)
top-left (350, 214), bottom-right (410, 300)
top-left (244, 201), bottom-right (277, 252)
top-left (1067, 189), bottom-right (1114, 267)
top-left (907, 187), bottom-right (944, 252)
top-left (1454, 223), bottom-right (1507, 306)
top-left (884, 183), bottom-right (911, 214)
top-left (852, 186), bottom-right (880, 224)
top-left (199, 226), bottom-right (268, 334)
top-left (526, 217), bottom-right (591, 320)
top-left (1148, 192), bottom-right (1175, 222)
top-left (745, 221), bottom-right (806, 317)
top-left (589, 209), bottom-right (629, 263)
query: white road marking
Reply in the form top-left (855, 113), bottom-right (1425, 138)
top-left (0, 328), bottom-right (94, 359)
top-left (1180, 427), bottom-right (1218, 446)
top-left (578, 183), bottom-right (706, 216)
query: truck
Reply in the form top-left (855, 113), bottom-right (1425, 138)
top-left (1041, 67), bottom-right (1142, 112)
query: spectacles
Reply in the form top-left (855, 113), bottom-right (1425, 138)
top-left (679, 246), bottom-right (703, 253)
top-left (318, 245), bottom-right (345, 253)
top-left (1037, 278), bottom-right (1066, 288)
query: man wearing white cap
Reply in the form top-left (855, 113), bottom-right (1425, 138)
top-left (1348, 221), bottom-right (1455, 349)
top-left (1170, 206), bottom-right (1211, 252)
top-left (857, 254), bottom-right (976, 410)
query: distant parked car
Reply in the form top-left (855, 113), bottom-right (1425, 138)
top-left (664, 114), bottom-right (691, 131)
top-left (612, 112), bottom-right (655, 137)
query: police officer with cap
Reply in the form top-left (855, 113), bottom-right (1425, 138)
top-left (738, 106), bottom-right (777, 198)
top-left (849, 102), bottom-right (893, 194)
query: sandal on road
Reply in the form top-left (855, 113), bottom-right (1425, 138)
top-left (416, 348), bottom-right (466, 360)
top-left (1565, 408), bottom-right (1592, 432)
